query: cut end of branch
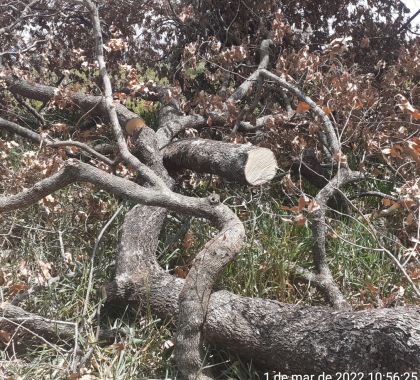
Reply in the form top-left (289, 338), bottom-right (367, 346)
top-left (245, 148), bottom-right (278, 185)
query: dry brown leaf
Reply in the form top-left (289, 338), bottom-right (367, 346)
top-left (174, 266), bottom-right (189, 279)
top-left (411, 110), bottom-right (420, 120)
top-left (9, 283), bottom-right (29, 297)
top-left (182, 231), bottom-right (194, 249)
top-left (294, 214), bottom-right (306, 226)
top-left (395, 94), bottom-right (416, 113)
top-left (382, 198), bottom-right (393, 207)
top-left (307, 199), bottom-right (321, 213)
top-left (0, 329), bottom-right (11, 343)
top-left (296, 101), bottom-right (311, 113)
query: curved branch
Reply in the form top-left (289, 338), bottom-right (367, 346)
top-left (0, 163), bottom-right (77, 212)
top-left (309, 169), bottom-right (365, 309)
top-left (0, 156), bottom-right (245, 378)
top-left (0, 160), bottom-right (227, 222)
top-left (260, 69), bottom-right (341, 158)
top-left (153, 39), bottom-right (274, 142)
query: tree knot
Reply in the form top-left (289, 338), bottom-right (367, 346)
top-left (208, 192), bottom-right (220, 205)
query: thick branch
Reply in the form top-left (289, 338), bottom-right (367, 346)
top-left (0, 116), bottom-right (41, 142)
top-left (81, 8), bottom-right (245, 376)
top-left (4, 76), bottom-right (278, 148)
top-left (105, 266), bottom-right (420, 373)
top-left (0, 157), bottom-right (245, 378)
top-left (153, 39), bottom-right (274, 143)
top-left (0, 302), bottom-right (119, 350)
top-left (0, 302), bottom-right (75, 349)
top-left (0, 160), bottom-right (233, 224)
top-left (156, 105), bottom-right (207, 149)
top-left (0, 164), bottom-right (77, 212)
top-left (228, 39), bottom-right (272, 102)
top-left (4, 76), bottom-right (138, 126)
top-left (163, 138), bottom-right (278, 185)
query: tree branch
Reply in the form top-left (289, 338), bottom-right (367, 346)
top-left (260, 69), bottom-right (342, 158)
top-left (308, 169), bottom-right (365, 309)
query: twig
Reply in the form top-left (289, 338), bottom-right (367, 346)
top-left (0, 0), bottom-right (41, 35)
top-left (350, 191), bottom-right (399, 202)
top-left (74, 99), bottom-right (102, 130)
top-left (0, 117), bottom-right (115, 166)
top-left (398, 9), bottom-right (420, 33)
top-left (0, 39), bottom-right (46, 57)
top-left (344, 198), bottom-right (420, 297)
top-left (12, 93), bottom-right (46, 126)
top-left (47, 141), bottom-right (115, 166)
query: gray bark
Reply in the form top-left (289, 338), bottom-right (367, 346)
top-left (163, 138), bottom-right (278, 186)
top-left (104, 157), bottom-right (420, 374)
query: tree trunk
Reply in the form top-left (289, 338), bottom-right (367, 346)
top-left (106, 272), bottom-right (420, 374)
top-left (106, 130), bottom-right (420, 374)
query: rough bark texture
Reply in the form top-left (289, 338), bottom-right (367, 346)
top-left (163, 138), bottom-right (278, 185)
top-left (5, 76), bottom-right (139, 127)
top-left (102, 148), bottom-right (419, 374)
top-left (205, 293), bottom-right (420, 374)
top-left (106, 263), bottom-right (420, 374)
top-left (308, 169), bottom-right (365, 309)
